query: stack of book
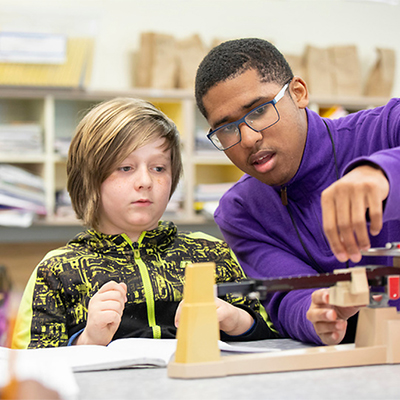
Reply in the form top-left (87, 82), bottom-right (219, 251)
top-left (0, 164), bottom-right (46, 227)
top-left (0, 124), bottom-right (43, 155)
top-left (0, 33), bottom-right (94, 89)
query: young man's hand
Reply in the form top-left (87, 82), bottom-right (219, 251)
top-left (321, 164), bottom-right (389, 263)
top-left (75, 281), bottom-right (127, 346)
top-left (174, 297), bottom-right (254, 336)
top-left (306, 288), bottom-right (360, 345)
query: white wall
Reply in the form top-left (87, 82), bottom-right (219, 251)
top-left (0, 0), bottom-right (399, 95)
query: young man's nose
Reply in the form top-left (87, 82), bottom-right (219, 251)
top-left (239, 123), bottom-right (263, 148)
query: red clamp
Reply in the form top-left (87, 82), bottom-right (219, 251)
top-left (388, 275), bottom-right (400, 300)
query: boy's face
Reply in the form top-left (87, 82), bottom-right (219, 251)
top-left (98, 137), bottom-right (172, 241)
top-left (202, 68), bottom-right (308, 187)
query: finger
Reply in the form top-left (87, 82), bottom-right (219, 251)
top-left (95, 288), bottom-right (127, 304)
top-left (310, 289), bottom-right (330, 306)
top-left (313, 319), bottom-right (344, 336)
top-left (349, 192), bottom-right (370, 255)
top-left (214, 297), bottom-right (225, 308)
top-left (307, 307), bottom-right (337, 325)
top-left (98, 280), bottom-right (121, 293)
top-left (337, 191), bottom-right (367, 263)
top-left (321, 189), bottom-right (349, 262)
top-left (99, 299), bottom-right (126, 312)
top-left (174, 301), bottom-right (183, 327)
top-left (315, 320), bottom-right (347, 345)
top-left (98, 281), bottom-right (127, 300)
top-left (215, 300), bottom-right (233, 323)
top-left (335, 193), bottom-right (362, 262)
top-left (367, 190), bottom-right (384, 237)
top-left (118, 282), bottom-right (128, 302)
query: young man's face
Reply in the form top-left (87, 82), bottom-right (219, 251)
top-left (202, 69), bottom-right (309, 187)
top-left (98, 138), bottom-right (172, 241)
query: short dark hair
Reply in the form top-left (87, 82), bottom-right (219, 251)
top-left (195, 38), bottom-right (293, 118)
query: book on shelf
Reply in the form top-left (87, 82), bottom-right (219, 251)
top-left (0, 124), bottom-right (43, 155)
top-left (0, 164), bottom-right (46, 226)
top-left (0, 208), bottom-right (35, 228)
top-left (0, 164), bottom-right (44, 192)
top-left (0, 194), bottom-right (46, 216)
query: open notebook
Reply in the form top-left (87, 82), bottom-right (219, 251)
top-left (1, 338), bottom-right (280, 375)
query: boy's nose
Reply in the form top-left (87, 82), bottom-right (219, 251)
top-left (135, 168), bottom-right (152, 189)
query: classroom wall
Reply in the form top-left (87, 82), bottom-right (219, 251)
top-left (0, 0), bottom-right (399, 95)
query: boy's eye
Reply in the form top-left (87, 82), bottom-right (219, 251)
top-left (154, 166), bottom-right (165, 172)
top-left (119, 166), bottom-right (132, 172)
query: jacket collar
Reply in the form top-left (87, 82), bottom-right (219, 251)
top-left (69, 220), bottom-right (177, 255)
top-left (276, 109), bottom-right (338, 201)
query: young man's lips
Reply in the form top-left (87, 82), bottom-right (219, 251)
top-left (249, 151), bottom-right (274, 166)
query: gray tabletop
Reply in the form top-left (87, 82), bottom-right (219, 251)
top-left (73, 339), bottom-right (399, 400)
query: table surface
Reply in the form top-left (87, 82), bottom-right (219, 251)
top-left (73, 339), bottom-right (400, 400)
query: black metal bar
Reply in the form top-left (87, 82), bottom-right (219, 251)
top-left (217, 266), bottom-right (400, 299)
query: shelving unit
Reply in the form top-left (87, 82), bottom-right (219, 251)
top-left (0, 88), bottom-right (392, 229)
top-left (0, 86), bottom-right (243, 229)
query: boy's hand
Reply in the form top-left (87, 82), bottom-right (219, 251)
top-left (76, 281), bottom-right (127, 346)
top-left (215, 297), bottom-right (254, 336)
top-left (174, 298), bottom-right (254, 336)
top-left (306, 288), bottom-right (360, 345)
top-left (321, 165), bottom-right (389, 263)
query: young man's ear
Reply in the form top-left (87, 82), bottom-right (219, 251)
top-left (289, 77), bottom-right (309, 109)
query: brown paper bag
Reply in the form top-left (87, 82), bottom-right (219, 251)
top-left (330, 45), bottom-right (362, 96)
top-left (176, 34), bottom-right (207, 90)
top-left (284, 53), bottom-right (306, 79)
top-left (135, 32), bottom-right (178, 89)
top-left (365, 48), bottom-right (396, 97)
top-left (304, 45), bottom-right (334, 96)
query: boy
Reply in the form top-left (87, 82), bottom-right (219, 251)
top-left (12, 98), bottom-right (279, 348)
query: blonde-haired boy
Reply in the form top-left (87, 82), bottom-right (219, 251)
top-left (13, 98), bottom-right (278, 348)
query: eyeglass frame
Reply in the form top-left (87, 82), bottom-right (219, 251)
top-left (206, 79), bottom-right (292, 151)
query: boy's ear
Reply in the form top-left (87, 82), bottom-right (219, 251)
top-left (290, 76), bottom-right (309, 109)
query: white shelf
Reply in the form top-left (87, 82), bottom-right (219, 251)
top-left (0, 87), bottom-right (391, 233)
top-left (308, 95), bottom-right (390, 112)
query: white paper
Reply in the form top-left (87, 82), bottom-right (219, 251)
top-left (0, 32), bottom-right (67, 64)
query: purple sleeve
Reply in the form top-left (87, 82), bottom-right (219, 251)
top-left (342, 102), bottom-right (400, 222)
top-left (343, 146), bottom-right (400, 222)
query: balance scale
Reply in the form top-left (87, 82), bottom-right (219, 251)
top-left (168, 244), bottom-right (400, 378)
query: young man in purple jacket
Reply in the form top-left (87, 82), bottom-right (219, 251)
top-left (194, 38), bottom-right (400, 345)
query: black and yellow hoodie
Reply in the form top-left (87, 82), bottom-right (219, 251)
top-left (12, 221), bottom-right (278, 348)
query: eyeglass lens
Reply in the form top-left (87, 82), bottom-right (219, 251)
top-left (212, 102), bottom-right (279, 150)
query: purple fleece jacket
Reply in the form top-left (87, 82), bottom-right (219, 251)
top-left (215, 99), bottom-right (400, 344)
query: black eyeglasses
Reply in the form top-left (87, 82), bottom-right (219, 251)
top-left (207, 81), bottom-right (291, 151)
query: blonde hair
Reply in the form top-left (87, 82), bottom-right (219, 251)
top-left (67, 97), bottom-right (182, 229)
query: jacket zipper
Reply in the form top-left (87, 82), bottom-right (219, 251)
top-left (280, 186), bottom-right (325, 273)
top-left (123, 234), bottom-right (161, 339)
top-left (280, 186), bottom-right (288, 206)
